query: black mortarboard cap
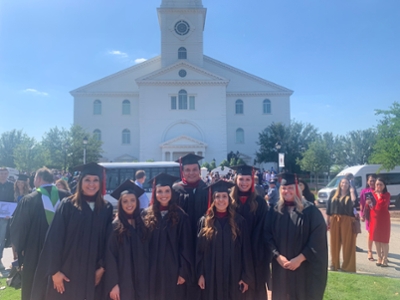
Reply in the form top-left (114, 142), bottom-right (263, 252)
top-left (206, 179), bottom-right (235, 194)
top-left (111, 179), bottom-right (145, 200)
top-left (230, 164), bottom-right (258, 176)
top-left (17, 174), bottom-right (29, 181)
top-left (149, 173), bottom-right (180, 187)
top-left (280, 173), bottom-right (296, 186)
top-left (74, 162), bottom-right (105, 179)
top-left (175, 153), bottom-right (203, 166)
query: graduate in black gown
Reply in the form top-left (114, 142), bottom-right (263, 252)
top-left (230, 164), bottom-right (270, 299)
top-left (264, 173), bottom-right (328, 300)
top-left (10, 168), bottom-right (70, 300)
top-left (31, 162), bottom-right (114, 300)
top-left (173, 153), bottom-right (209, 241)
top-left (105, 179), bottom-right (149, 300)
top-left (142, 173), bottom-right (194, 300)
top-left (197, 180), bottom-right (254, 300)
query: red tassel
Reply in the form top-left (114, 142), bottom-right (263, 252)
top-left (102, 169), bottom-right (106, 196)
top-left (251, 168), bottom-right (255, 193)
top-left (295, 174), bottom-right (301, 198)
top-left (150, 179), bottom-right (156, 206)
top-left (179, 157), bottom-right (188, 185)
top-left (207, 187), bottom-right (212, 213)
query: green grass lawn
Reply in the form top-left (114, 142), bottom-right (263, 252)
top-left (0, 277), bottom-right (20, 300)
top-left (1, 271), bottom-right (400, 300)
top-left (324, 271), bottom-right (400, 300)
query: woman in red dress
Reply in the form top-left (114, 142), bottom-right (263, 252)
top-left (367, 177), bottom-right (391, 267)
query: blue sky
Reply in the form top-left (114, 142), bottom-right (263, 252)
top-left (1, 0), bottom-right (399, 141)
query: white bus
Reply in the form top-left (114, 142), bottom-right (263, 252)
top-left (317, 165), bottom-right (400, 208)
top-left (99, 161), bottom-right (181, 207)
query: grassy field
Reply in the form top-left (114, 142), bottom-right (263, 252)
top-left (324, 272), bottom-right (400, 300)
top-left (0, 277), bottom-right (20, 300)
top-left (1, 271), bottom-right (399, 299)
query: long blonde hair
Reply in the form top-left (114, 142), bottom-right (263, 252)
top-left (275, 185), bottom-right (304, 214)
top-left (200, 193), bottom-right (239, 241)
top-left (331, 178), bottom-right (351, 204)
top-left (14, 180), bottom-right (30, 201)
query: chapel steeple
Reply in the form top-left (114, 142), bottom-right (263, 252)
top-left (158, 0), bottom-right (207, 67)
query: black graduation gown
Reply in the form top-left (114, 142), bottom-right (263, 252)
top-left (142, 208), bottom-right (194, 300)
top-left (31, 198), bottom-right (113, 300)
top-left (264, 201), bottom-right (328, 300)
top-left (9, 188), bottom-right (70, 300)
top-left (196, 215), bottom-right (255, 300)
top-left (173, 180), bottom-right (208, 240)
top-left (234, 194), bottom-right (270, 299)
top-left (104, 219), bottom-right (149, 300)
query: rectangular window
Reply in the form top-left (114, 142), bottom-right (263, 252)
top-left (178, 96), bottom-right (187, 109)
top-left (189, 96), bottom-right (195, 110)
top-left (171, 96), bottom-right (177, 110)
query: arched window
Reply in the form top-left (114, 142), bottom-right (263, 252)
top-left (122, 129), bottom-right (131, 144)
top-left (263, 99), bottom-right (271, 114)
top-left (93, 100), bottom-right (102, 115)
top-left (178, 47), bottom-right (187, 59)
top-left (236, 128), bottom-right (244, 144)
top-left (235, 99), bottom-right (244, 114)
top-left (122, 100), bottom-right (130, 115)
top-left (93, 129), bottom-right (101, 141)
top-left (178, 89), bottom-right (188, 109)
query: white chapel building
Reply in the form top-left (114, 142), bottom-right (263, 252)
top-left (71, 0), bottom-right (293, 164)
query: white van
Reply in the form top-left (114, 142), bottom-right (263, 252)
top-left (317, 165), bottom-right (400, 208)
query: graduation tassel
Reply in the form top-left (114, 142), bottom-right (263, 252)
top-left (179, 157), bottom-right (187, 185)
top-left (207, 187), bottom-right (212, 215)
top-left (102, 169), bottom-right (106, 196)
top-left (150, 179), bottom-right (156, 206)
top-left (295, 174), bottom-right (301, 198)
top-left (251, 167), bottom-right (255, 193)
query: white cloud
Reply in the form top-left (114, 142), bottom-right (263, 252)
top-left (23, 88), bottom-right (49, 96)
top-left (108, 50), bottom-right (128, 58)
top-left (134, 58), bottom-right (147, 64)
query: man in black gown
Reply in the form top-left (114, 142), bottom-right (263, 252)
top-left (10, 167), bottom-right (70, 300)
top-left (173, 153), bottom-right (208, 300)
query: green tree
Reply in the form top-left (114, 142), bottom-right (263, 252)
top-left (256, 121), bottom-right (318, 173)
top-left (41, 127), bottom-right (70, 169)
top-left (14, 138), bottom-right (46, 172)
top-left (336, 129), bottom-right (377, 167)
top-left (298, 140), bottom-right (331, 175)
top-left (0, 129), bottom-right (30, 167)
top-left (370, 102), bottom-right (400, 170)
top-left (41, 125), bottom-right (103, 170)
top-left (67, 125), bottom-right (103, 168)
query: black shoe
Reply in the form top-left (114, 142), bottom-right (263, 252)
top-left (356, 246), bottom-right (363, 252)
top-left (376, 263), bottom-right (382, 266)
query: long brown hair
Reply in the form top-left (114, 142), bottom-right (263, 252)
top-left (115, 194), bottom-right (146, 243)
top-left (230, 177), bottom-right (258, 213)
top-left (200, 193), bottom-right (239, 241)
top-left (143, 186), bottom-right (179, 231)
top-left (71, 175), bottom-right (105, 211)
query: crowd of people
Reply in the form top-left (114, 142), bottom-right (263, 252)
top-left (0, 156), bottom-right (392, 300)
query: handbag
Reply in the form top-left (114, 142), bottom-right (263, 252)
top-left (352, 217), bottom-right (361, 234)
top-left (6, 266), bottom-right (22, 289)
top-left (363, 206), bottom-right (370, 221)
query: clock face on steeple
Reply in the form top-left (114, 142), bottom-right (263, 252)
top-left (174, 20), bottom-right (190, 36)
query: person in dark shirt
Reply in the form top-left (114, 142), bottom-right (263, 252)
top-left (10, 167), bottom-right (70, 300)
top-left (0, 167), bottom-right (15, 270)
